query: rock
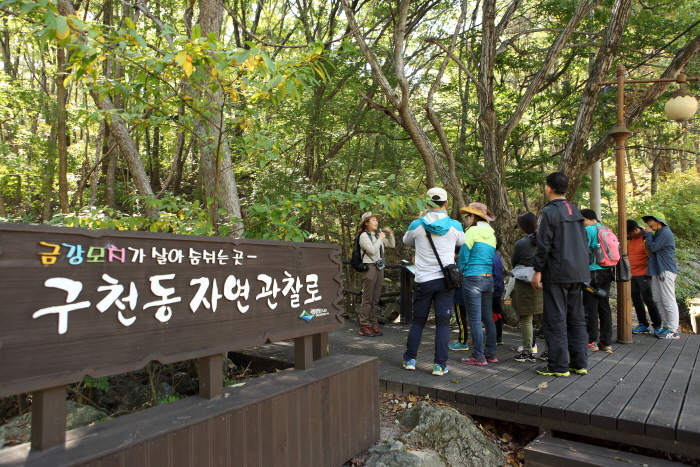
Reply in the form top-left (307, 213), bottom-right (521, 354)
top-left (364, 439), bottom-right (446, 467)
top-left (398, 402), bottom-right (506, 467)
top-left (378, 303), bottom-right (401, 324)
top-left (0, 401), bottom-right (108, 448)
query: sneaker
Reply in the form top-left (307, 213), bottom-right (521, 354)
top-left (359, 326), bottom-right (376, 337)
top-left (599, 343), bottom-right (613, 353)
top-left (432, 364), bottom-right (449, 376)
top-left (372, 327), bottom-right (383, 336)
top-left (531, 344), bottom-right (538, 354)
top-left (632, 324), bottom-right (651, 334)
top-left (403, 359), bottom-right (416, 370)
top-left (535, 365), bottom-right (570, 377)
top-left (539, 351), bottom-right (549, 361)
top-left (514, 351), bottom-right (536, 363)
top-left (587, 342), bottom-right (599, 351)
top-left (462, 355), bottom-right (487, 366)
top-left (662, 331), bottom-right (680, 339)
top-left (449, 342), bottom-right (470, 351)
top-left (485, 354), bottom-right (499, 363)
top-left (569, 367), bottom-right (588, 375)
top-left (517, 345), bottom-right (524, 353)
top-left (496, 340), bottom-right (505, 346)
top-left (653, 327), bottom-right (664, 335)
top-left (655, 327), bottom-right (670, 338)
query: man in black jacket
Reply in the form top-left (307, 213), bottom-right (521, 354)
top-left (531, 172), bottom-right (590, 377)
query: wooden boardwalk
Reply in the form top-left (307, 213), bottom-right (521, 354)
top-left (236, 319), bottom-right (700, 459)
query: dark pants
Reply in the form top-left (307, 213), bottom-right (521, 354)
top-left (493, 296), bottom-right (503, 341)
top-left (542, 282), bottom-right (588, 373)
top-left (454, 303), bottom-right (469, 344)
top-left (631, 275), bottom-right (662, 328)
top-left (403, 278), bottom-right (454, 367)
top-left (584, 269), bottom-right (613, 346)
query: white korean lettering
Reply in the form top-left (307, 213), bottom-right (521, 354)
top-left (304, 274), bottom-right (322, 304)
top-left (256, 274), bottom-right (280, 309)
top-left (223, 275), bottom-right (250, 313)
top-left (143, 274), bottom-right (181, 322)
top-left (32, 278), bottom-right (91, 334)
top-left (96, 274), bottom-right (137, 326)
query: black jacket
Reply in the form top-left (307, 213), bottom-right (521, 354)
top-left (533, 198), bottom-right (590, 284)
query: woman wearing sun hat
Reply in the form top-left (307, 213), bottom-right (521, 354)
top-left (642, 211), bottom-right (680, 339)
top-left (457, 202), bottom-right (498, 366)
top-left (357, 212), bottom-right (395, 337)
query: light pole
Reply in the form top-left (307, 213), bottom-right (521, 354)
top-left (601, 64), bottom-right (698, 344)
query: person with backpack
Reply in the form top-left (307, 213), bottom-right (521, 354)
top-left (581, 209), bottom-right (615, 353)
top-left (642, 212), bottom-right (680, 339)
top-left (356, 212), bottom-right (395, 337)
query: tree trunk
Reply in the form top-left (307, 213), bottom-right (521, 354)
top-left (56, 46), bottom-right (69, 214)
top-left (196, 0), bottom-right (244, 236)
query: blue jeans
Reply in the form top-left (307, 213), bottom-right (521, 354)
top-left (463, 276), bottom-right (495, 358)
top-left (403, 278), bottom-right (454, 367)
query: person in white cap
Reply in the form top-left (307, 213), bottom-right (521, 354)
top-left (402, 188), bottom-right (465, 376)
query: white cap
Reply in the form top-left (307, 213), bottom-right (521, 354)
top-left (426, 187), bottom-right (448, 202)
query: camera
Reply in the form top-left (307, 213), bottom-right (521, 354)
top-left (375, 259), bottom-right (385, 270)
top-left (583, 282), bottom-right (607, 298)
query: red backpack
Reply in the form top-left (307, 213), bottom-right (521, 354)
top-left (593, 224), bottom-right (620, 267)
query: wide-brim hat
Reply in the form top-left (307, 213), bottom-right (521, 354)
top-left (359, 211), bottom-right (380, 226)
top-left (642, 211), bottom-right (668, 226)
top-left (460, 202), bottom-right (496, 222)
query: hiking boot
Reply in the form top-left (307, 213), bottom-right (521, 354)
top-left (485, 354), bottom-right (499, 363)
top-left (496, 339), bottom-right (505, 346)
top-left (587, 342), bottom-right (599, 351)
top-left (535, 365), bottom-right (570, 377)
top-left (432, 364), bottom-right (449, 376)
top-left (372, 327), bottom-right (383, 336)
top-left (449, 342), bottom-right (470, 351)
top-left (655, 327), bottom-right (670, 338)
top-left (632, 324), bottom-right (651, 334)
top-left (403, 359), bottom-right (416, 370)
top-left (514, 351), bottom-right (536, 363)
top-left (359, 326), bottom-right (376, 337)
top-left (569, 367), bottom-right (588, 375)
top-left (661, 331), bottom-right (680, 339)
top-left (462, 355), bottom-right (487, 366)
top-left (599, 343), bottom-right (613, 353)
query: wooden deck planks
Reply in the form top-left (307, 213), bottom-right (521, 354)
top-left (644, 335), bottom-right (700, 440)
top-left (589, 337), bottom-right (674, 430)
top-left (563, 338), bottom-right (660, 425)
top-left (676, 335), bottom-right (700, 444)
top-left (616, 335), bottom-right (693, 435)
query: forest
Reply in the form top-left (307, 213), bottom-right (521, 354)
top-left (1, 0), bottom-right (699, 264)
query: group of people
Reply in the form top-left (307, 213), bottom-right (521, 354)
top-left (357, 171), bottom-right (681, 378)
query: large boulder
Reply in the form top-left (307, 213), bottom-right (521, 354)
top-left (364, 439), bottom-right (446, 467)
top-left (399, 402), bottom-right (506, 467)
top-left (0, 400), bottom-right (108, 448)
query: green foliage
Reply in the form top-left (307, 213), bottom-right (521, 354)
top-left (158, 394), bottom-right (184, 405)
top-left (83, 376), bottom-right (110, 391)
top-left (628, 171), bottom-right (700, 242)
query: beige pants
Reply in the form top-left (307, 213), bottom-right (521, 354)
top-left (359, 264), bottom-right (384, 327)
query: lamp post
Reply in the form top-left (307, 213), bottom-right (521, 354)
top-left (601, 64), bottom-right (698, 344)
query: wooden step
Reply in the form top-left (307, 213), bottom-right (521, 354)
top-left (524, 434), bottom-right (683, 467)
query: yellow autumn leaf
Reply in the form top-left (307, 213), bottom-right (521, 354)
top-left (183, 60), bottom-right (193, 77)
top-left (56, 27), bottom-right (70, 40)
top-left (174, 50), bottom-right (187, 66)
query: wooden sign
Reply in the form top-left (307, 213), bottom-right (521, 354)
top-left (0, 224), bottom-right (343, 397)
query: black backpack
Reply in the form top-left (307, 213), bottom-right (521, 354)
top-left (350, 232), bottom-right (369, 272)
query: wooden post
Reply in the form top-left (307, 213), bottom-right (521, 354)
top-left (295, 335), bottom-right (313, 370)
top-left (31, 386), bottom-right (66, 450)
top-left (611, 65), bottom-right (633, 344)
top-left (312, 332), bottom-right (329, 361)
top-left (198, 354), bottom-right (223, 400)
